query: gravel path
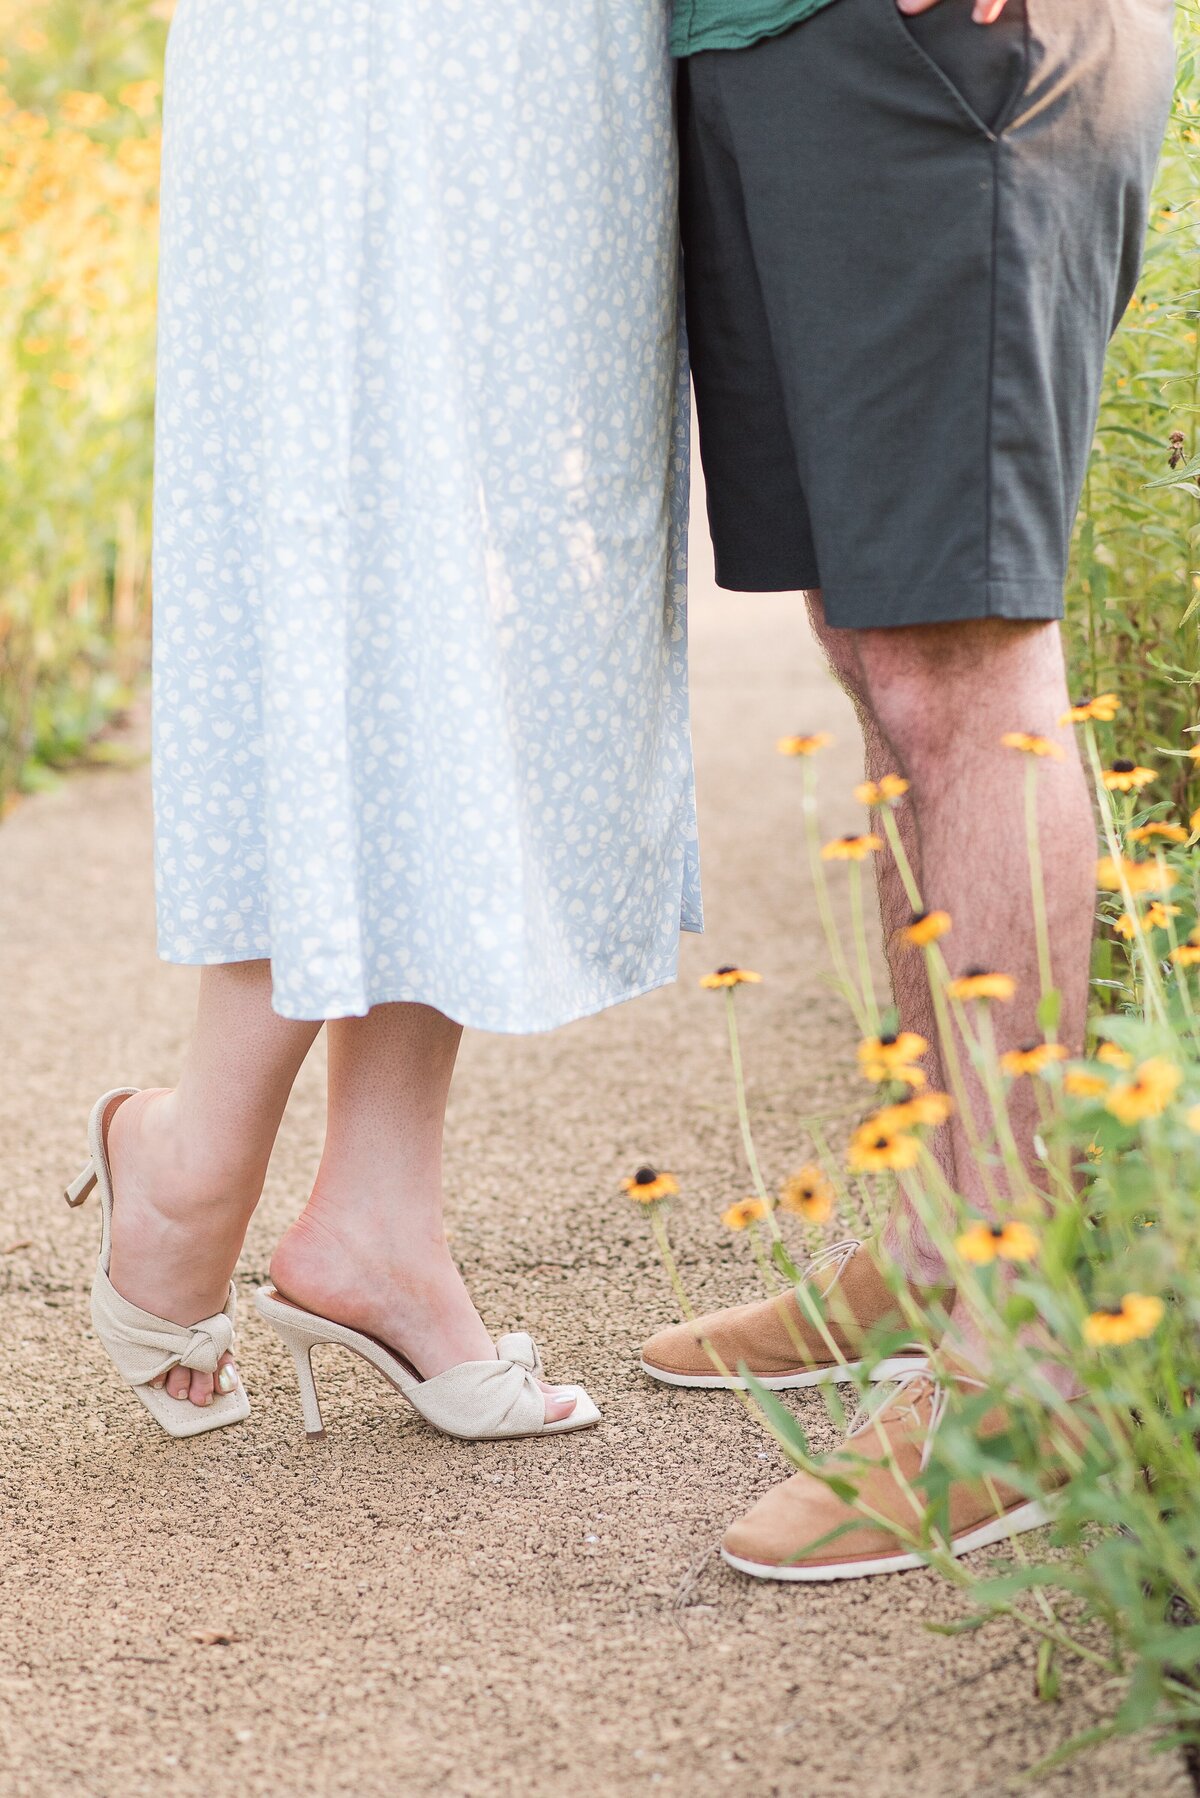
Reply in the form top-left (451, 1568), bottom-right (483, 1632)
top-left (0, 511), bottom-right (1189, 1797)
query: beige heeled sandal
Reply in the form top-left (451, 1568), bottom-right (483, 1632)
top-left (255, 1285), bottom-right (601, 1443)
top-left (65, 1088), bottom-right (251, 1439)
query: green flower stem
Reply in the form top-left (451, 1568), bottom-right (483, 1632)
top-left (848, 859), bottom-right (880, 1034)
top-left (973, 1005), bottom-right (1042, 1202)
top-left (650, 1205), bottom-right (695, 1322)
top-left (1084, 723), bottom-right (1169, 1029)
top-left (1024, 758), bottom-right (1056, 1031)
top-left (802, 759), bottom-right (872, 1034)
top-left (723, 988), bottom-right (781, 1245)
top-left (879, 804), bottom-right (923, 911)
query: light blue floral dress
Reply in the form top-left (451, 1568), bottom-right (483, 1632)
top-left (152, 0), bottom-right (700, 1030)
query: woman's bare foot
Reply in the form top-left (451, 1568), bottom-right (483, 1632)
top-left (106, 1089), bottom-right (249, 1410)
top-left (269, 1192), bottom-right (577, 1423)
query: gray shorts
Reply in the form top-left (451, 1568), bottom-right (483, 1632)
top-left (680, 0), bottom-right (1176, 628)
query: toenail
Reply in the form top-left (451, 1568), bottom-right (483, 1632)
top-left (217, 1366), bottom-right (238, 1393)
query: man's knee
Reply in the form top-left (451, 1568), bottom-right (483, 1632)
top-left (854, 617), bottom-right (1067, 772)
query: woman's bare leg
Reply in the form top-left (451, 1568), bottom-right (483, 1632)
top-left (269, 1002), bottom-right (577, 1421)
top-left (106, 961), bottom-right (321, 1408)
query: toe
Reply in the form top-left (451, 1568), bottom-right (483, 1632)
top-left (542, 1387), bottom-right (578, 1424)
top-left (188, 1370), bottom-right (215, 1407)
top-left (166, 1366), bottom-right (191, 1402)
top-left (215, 1353), bottom-right (239, 1398)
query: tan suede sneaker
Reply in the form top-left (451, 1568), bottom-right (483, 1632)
top-left (721, 1367), bottom-right (1070, 1582)
top-left (640, 1239), bottom-right (949, 1392)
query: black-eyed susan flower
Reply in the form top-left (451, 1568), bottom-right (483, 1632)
top-left (1001, 731), bottom-right (1065, 760)
top-left (722, 1196), bottom-right (770, 1231)
top-left (1113, 901), bottom-right (1183, 939)
top-left (847, 1121), bottom-right (922, 1174)
top-left (1096, 1041), bottom-right (1133, 1069)
top-left (1096, 855), bottom-right (1175, 896)
top-left (620, 1167), bottom-right (679, 1205)
top-left (947, 969), bottom-right (1017, 1002)
top-left (777, 733), bottom-right (832, 757)
top-left (956, 1220), bottom-right (1040, 1265)
top-left (1186, 1105), bottom-right (1200, 1134)
top-left (902, 909), bottom-right (952, 948)
top-left (821, 833), bottom-right (883, 862)
top-left (1065, 1068), bottom-right (1109, 1099)
top-left (1105, 1056), bottom-right (1182, 1125)
top-left (854, 774), bottom-right (910, 807)
top-left (779, 1166), bottom-right (835, 1224)
top-left (1083, 1293), bottom-right (1164, 1346)
top-left (699, 966), bottom-right (763, 990)
top-left (1128, 822), bottom-right (1188, 845)
top-left (999, 1042), bottom-right (1069, 1078)
top-left (857, 1030), bottom-right (928, 1086)
top-left (875, 1092), bottom-right (954, 1130)
top-left (1060, 694), bottom-right (1120, 725)
top-left (1102, 760), bottom-right (1156, 793)
top-left (1171, 937), bottom-right (1200, 968)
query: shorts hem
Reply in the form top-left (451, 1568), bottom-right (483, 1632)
top-left (713, 556), bottom-right (822, 595)
top-left (819, 578), bottom-right (1065, 631)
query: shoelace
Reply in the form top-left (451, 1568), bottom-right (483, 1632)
top-left (846, 1367), bottom-right (987, 1471)
top-left (800, 1236), bottom-right (862, 1296)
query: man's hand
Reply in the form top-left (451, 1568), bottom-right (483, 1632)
top-left (898, 0), bottom-right (1010, 20)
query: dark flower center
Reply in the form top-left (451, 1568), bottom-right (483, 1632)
top-left (879, 1033), bottom-right (898, 1047)
top-left (1099, 1304), bottom-right (1124, 1317)
top-left (964, 966), bottom-right (989, 979)
top-left (634, 1167), bottom-right (658, 1186)
top-left (715, 965), bottom-right (738, 976)
top-left (874, 1136), bottom-right (890, 1151)
top-left (1019, 1042), bottom-right (1037, 1055)
top-left (989, 1225), bottom-right (1006, 1239)
top-left (1112, 759), bottom-right (1136, 773)
top-left (910, 910), bottom-right (928, 925)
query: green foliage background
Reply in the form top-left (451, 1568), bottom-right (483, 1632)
top-left (2, 0), bottom-right (1200, 810)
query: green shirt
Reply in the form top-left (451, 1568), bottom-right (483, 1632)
top-left (670, 0), bottom-right (839, 57)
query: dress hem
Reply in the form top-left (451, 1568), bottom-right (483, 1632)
top-left (156, 919), bottom-right (704, 1035)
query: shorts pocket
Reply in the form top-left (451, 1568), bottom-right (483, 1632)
top-left (886, 0), bottom-right (1034, 139)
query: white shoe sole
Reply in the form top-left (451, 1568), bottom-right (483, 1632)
top-left (639, 1353), bottom-right (929, 1392)
top-left (721, 1496), bottom-right (1056, 1582)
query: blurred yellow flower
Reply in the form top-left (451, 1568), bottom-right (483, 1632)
top-left (1060, 694), bottom-right (1120, 725)
top-left (777, 733), bottom-right (832, 757)
top-left (1097, 1042), bottom-right (1133, 1069)
top-left (1171, 941), bottom-right (1200, 968)
top-left (779, 1166), bottom-right (835, 1224)
top-left (1083, 1294), bottom-right (1164, 1347)
top-left (1065, 1068), bottom-right (1109, 1098)
top-left (848, 1121), bottom-right (922, 1173)
top-left (59, 91), bottom-right (112, 128)
top-left (821, 834), bottom-right (883, 862)
top-left (620, 1168), bottom-right (679, 1205)
top-left (1105, 1057), bottom-right (1182, 1125)
top-left (947, 969), bottom-right (1016, 1002)
top-left (1096, 855), bottom-right (1175, 896)
top-left (874, 1092), bottom-right (954, 1130)
top-left (857, 1031), bottom-right (928, 1085)
top-left (956, 1220), bottom-right (1040, 1265)
top-left (902, 909), bottom-right (952, 947)
top-left (1001, 732), bottom-right (1064, 759)
top-left (118, 79), bottom-right (161, 116)
top-left (699, 966), bottom-right (762, 990)
top-left (1000, 1042), bottom-right (1068, 1078)
top-left (854, 774), bottom-right (909, 807)
top-left (1186, 1105), bottom-right (1200, 1134)
top-left (1128, 822), bottom-right (1187, 844)
top-left (1102, 760), bottom-right (1156, 793)
top-left (722, 1197), bottom-right (770, 1231)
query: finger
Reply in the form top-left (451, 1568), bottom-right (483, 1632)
top-left (896, 0), bottom-right (942, 13)
top-left (973, 0), bottom-right (1011, 18)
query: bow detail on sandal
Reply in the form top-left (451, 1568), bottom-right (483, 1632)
top-left (65, 1088), bottom-right (251, 1440)
top-left (255, 1287), bottom-right (601, 1444)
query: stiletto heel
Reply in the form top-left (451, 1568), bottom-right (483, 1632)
top-left (66, 1089), bottom-right (251, 1439)
top-left (256, 1285), bottom-right (601, 1445)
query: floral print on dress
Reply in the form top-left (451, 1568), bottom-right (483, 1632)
top-left (152, 0), bottom-right (700, 1029)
